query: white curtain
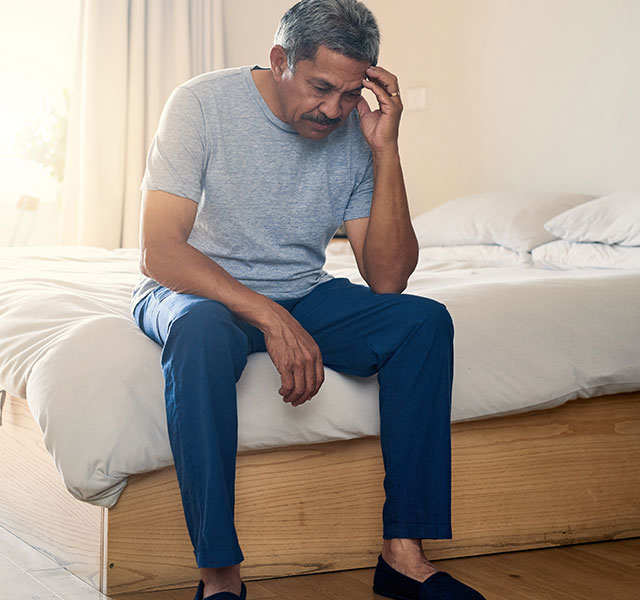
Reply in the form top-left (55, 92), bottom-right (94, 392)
top-left (61, 0), bottom-right (226, 249)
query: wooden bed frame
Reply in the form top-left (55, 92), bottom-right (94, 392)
top-left (1, 389), bottom-right (639, 596)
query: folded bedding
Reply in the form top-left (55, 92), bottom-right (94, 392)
top-left (1, 197), bottom-right (639, 508)
top-left (532, 240), bottom-right (640, 270)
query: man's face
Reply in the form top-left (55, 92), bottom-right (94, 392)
top-left (275, 45), bottom-right (370, 140)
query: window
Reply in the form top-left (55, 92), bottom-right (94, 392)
top-left (0, 0), bottom-right (78, 246)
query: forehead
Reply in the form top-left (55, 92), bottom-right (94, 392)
top-left (296, 45), bottom-right (369, 89)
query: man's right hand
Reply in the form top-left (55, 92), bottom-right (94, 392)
top-left (261, 303), bottom-right (325, 407)
top-left (140, 190), bottom-right (325, 408)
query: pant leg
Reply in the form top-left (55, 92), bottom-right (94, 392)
top-left (290, 277), bottom-right (454, 540)
top-left (133, 285), bottom-right (266, 567)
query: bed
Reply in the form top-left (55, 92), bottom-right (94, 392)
top-left (1, 191), bottom-right (639, 596)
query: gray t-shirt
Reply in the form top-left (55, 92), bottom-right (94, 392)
top-left (130, 65), bottom-right (373, 313)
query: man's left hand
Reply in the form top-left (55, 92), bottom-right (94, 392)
top-left (357, 66), bottom-right (403, 154)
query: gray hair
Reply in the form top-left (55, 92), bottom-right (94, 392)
top-left (274, 0), bottom-right (380, 71)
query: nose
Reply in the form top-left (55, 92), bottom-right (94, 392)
top-left (319, 93), bottom-right (341, 120)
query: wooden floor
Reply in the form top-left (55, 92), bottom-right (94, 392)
top-left (1, 525), bottom-right (638, 600)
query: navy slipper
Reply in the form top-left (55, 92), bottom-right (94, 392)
top-left (194, 579), bottom-right (247, 600)
top-left (373, 554), bottom-right (485, 599)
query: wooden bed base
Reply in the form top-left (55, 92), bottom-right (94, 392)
top-left (1, 391), bottom-right (639, 596)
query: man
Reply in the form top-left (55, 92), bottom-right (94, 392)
top-left (131, 1), bottom-right (485, 599)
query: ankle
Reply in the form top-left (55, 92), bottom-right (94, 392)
top-left (200, 564), bottom-right (242, 596)
top-left (381, 539), bottom-right (437, 582)
top-left (383, 538), bottom-right (425, 560)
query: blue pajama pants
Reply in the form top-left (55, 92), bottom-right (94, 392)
top-left (133, 276), bottom-right (454, 568)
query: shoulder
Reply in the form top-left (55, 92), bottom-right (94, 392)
top-left (180, 66), bottom-right (247, 93)
top-left (169, 66), bottom-right (256, 121)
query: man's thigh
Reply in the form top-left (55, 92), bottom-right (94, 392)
top-left (290, 277), bottom-right (451, 378)
top-left (134, 285), bottom-right (264, 353)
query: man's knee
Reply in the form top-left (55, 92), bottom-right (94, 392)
top-left (164, 297), bottom-right (250, 379)
top-left (168, 297), bottom-right (244, 347)
top-left (394, 294), bottom-right (454, 339)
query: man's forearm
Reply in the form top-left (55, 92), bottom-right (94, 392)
top-left (141, 242), bottom-right (280, 333)
top-left (362, 149), bottom-right (419, 294)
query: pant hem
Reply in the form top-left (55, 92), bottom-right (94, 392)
top-left (195, 547), bottom-right (245, 569)
top-left (383, 523), bottom-right (452, 540)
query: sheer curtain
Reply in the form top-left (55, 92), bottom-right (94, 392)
top-left (60, 0), bottom-right (226, 249)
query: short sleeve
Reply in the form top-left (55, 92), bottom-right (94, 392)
top-left (343, 152), bottom-right (373, 221)
top-left (141, 86), bottom-right (207, 203)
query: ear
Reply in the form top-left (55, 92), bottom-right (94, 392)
top-left (270, 45), bottom-right (289, 81)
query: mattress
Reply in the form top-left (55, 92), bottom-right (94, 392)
top-left (1, 243), bottom-right (639, 508)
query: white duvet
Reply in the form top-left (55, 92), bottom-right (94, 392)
top-left (1, 243), bottom-right (639, 508)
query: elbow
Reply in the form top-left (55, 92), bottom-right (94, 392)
top-left (140, 240), bottom-right (190, 282)
top-left (368, 278), bottom-right (409, 295)
top-left (365, 258), bottom-right (416, 295)
top-left (362, 263), bottom-right (412, 294)
top-left (139, 245), bottom-right (162, 279)
top-left (139, 247), bottom-right (152, 278)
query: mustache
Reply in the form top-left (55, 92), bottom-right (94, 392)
top-left (302, 112), bottom-right (341, 126)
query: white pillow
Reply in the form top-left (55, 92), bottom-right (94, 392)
top-left (544, 191), bottom-right (640, 246)
top-left (532, 239), bottom-right (640, 270)
top-left (412, 192), bottom-right (594, 252)
top-left (419, 244), bottom-right (530, 267)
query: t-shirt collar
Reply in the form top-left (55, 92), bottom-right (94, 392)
top-left (244, 65), bottom-right (298, 134)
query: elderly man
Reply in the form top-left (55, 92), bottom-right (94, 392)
top-left (131, 1), bottom-right (485, 599)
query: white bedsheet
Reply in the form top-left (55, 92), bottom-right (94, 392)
top-left (1, 244), bottom-right (639, 508)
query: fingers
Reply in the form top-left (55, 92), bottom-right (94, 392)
top-left (264, 307), bottom-right (325, 407)
top-left (315, 358), bottom-right (325, 396)
top-left (292, 356), bottom-right (317, 407)
top-left (288, 362), bottom-right (309, 407)
top-left (276, 344), bottom-right (322, 406)
top-left (283, 352), bottom-right (310, 407)
top-left (363, 66), bottom-right (402, 110)
top-left (278, 359), bottom-right (305, 405)
top-left (284, 348), bottom-right (323, 407)
top-left (366, 66), bottom-right (400, 96)
top-left (362, 78), bottom-right (402, 112)
top-left (278, 368), bottom-right (295, 400)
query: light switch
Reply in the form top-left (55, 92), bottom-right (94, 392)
top-left (404, 87), bottom-right (427, 110)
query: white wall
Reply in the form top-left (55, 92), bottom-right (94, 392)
top-left (224, 0), bottom-right (640, 215)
